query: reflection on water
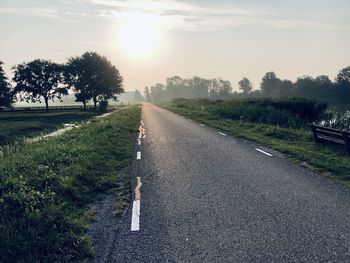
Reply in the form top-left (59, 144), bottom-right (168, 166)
top-left (322, 111), bottom-right (350, 131)
top-left (25, 123), bottom-right (80, 143)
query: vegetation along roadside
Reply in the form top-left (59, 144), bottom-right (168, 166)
top-left (0, 105), bottom-right (141, 262)
top-left (0, 110), bottom-right (98, 145)
top-left (161, 98), bottom-right (350, 186)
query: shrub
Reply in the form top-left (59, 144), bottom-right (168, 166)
top-left (98, 100), bottom-right (108, 112)
top-left (323, 110), bottom-right (350, 131)
top-left (246, 98), bottom-right (328, 123)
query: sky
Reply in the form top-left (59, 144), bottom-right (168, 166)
top-left (0, 0), bottom-right (350, 92)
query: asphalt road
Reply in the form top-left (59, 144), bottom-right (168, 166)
top-left (109, 104), bottom-right (350, 263)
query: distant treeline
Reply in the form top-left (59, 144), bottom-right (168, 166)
top-left (0, 52), bottom-right (123, 112)
top-left (141, 66), bottom-right (350, 107)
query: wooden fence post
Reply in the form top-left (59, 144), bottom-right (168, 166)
top-left (343, 131), bottom-right (350, 153)
top-left (310, 123), bottom-right (319, 143)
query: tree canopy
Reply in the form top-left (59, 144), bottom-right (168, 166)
top-left (144, 65), bottom-right (350, 108)
top-left (134, 90), bottom-right (144, 102)
top-left (147, 76), bottom-right (232, 102)
top-left (0, 61), bottom-right (13, 108)
top-left (12, 59), bottom-right (67, 112)
top-left (143, 86), bottom-right (150, 102)
top-left (65, 52), bottom-right (124, 110)
top-left (238, 77), bottom-right (253, 94)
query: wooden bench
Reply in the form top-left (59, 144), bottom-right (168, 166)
top-left (310, 123), bottom-right (350, 152)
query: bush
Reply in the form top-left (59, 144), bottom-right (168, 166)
top-left (323, 110), bottom-right (350, 131)
top-left (244, 98), bottom-right (328, 122)
top-left (209, 102), bottom-right (302, 128)
top-left (98, 100), bottom-right (108, 112)
top-left (167, 98), bottom-right (328, 129)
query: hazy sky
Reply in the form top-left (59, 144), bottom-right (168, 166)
top-left (1, 0), bottom-right (350, 92)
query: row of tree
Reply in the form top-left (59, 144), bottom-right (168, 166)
top-left (258, 68), bottom-right (350, 105)
top-left (0, 52), bottom-right (124, 111)
top-left (141, 66), bottom-right (350, 106)
top-left (142, 76), bottom-right (233, 102)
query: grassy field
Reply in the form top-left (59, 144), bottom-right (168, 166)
top-left (0, 110), bottom-right (99, 145)
top-left (0, 106), bottom-right (141, 262)
top-left (161, 99), bottom-right (350, 186)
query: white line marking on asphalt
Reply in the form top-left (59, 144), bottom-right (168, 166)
top-left (131, 200), bottom-right (140, 231)
top-left (188, 119), bottom-right (192, 121)
top-left (255, 148), bottom-right (273, 157)
top-left (131, 177), bottom-right (142, 231)
top-left (218, 132), bottom-right (227, 136)
top-left (200, 124), bottom-right (205, 127)
top-left (137, 151), bottom-right (141, 160)
top-left (134, 177), bottom-right (142, 200)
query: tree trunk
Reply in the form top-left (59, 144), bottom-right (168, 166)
top-left (93, 96), bottom-right (97, 111)
top-left (44, 98), bottom-right (49, 112)
top-left (83, 100), bottom-right (87, 111)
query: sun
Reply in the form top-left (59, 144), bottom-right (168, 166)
top-left (118, 14), bottom-right (160, 57)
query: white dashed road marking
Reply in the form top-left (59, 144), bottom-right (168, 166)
top-left (200, 124), bottom-right (205, 127)
top-left (131, 177), bottom-right (142, 231)
top-left (218, 132), bottom-right (227, 136)
top-left (131, 200), bottom-right (140, 231)
top-left (255, 148), bottom-right (273, 157)
top-left (137, 151), bottom-right (141, 160)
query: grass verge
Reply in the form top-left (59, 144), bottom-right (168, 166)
top-left (161, 100), bottom-right (350, 186)
top-left (0, 110), bottom-right (99, 145)
top-left (0, 106), bottom-right (141, 262)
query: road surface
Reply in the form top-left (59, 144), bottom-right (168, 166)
top-left (109, 104), bottom-right (350, 262)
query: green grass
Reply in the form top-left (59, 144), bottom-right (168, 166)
top-left (161, 99), bottom-right (350, 186)
top-left (0, 106), bottom-right (141, 262)
top-left (0, 110), bottom-right (99, 145)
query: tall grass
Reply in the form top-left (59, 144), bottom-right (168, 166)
top-left (171, 98), bottom-right (327, 128)
top-left (0, 106), bottom-right (140, 262)
top-left (323, 110), bottom-right (350, 131)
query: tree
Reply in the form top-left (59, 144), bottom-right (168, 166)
top-left (13, 59), bottom-right (67, 112)
top-left (260, 72), bottom-right (282, 98)
top-left (134, 90), bottom-right (144, 102)
top-left (217, 79), bottom-right (232, 99)
top-left (64, 55), bottom-right (90, 109)
top-left (335, 66), bottom-right (350, 105)
top-left (279, 80), bottom-right (293, 97)
top-left (209, 79), bottom-right (220, 99)
top-left (0, 61), bottom-right (13, 108)
top-left (315, 75), bottom-right (333, 101)
top-left (190, 77), bottom-right (210, 98)
top-left (144, 86), bottom-right (150, 102)
top-left (238, 77), bottom-right (253, 94)
top-left (65, 52), bottom-right (124, 110)
top-left (166, 76), bottom-right (185, 100)
top-left (150, 83), bottom-right (165, 102)
top-left (336, 66), bottom-right (350, 84)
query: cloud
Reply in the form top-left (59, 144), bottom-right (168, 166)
top-left (79, 0), bottom-right (348, 31)
top-left (0, 7), bottom-right (61, 19)
top-left (0, 1), bottom-right (347, 31)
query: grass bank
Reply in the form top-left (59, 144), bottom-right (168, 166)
top-left (161, 99), bottom-right (350, 186)
top-left (0, 110), bottom-right (99, 145)
top-left (0, 106), bottom-right (141, 262)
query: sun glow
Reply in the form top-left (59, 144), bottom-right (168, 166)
top-left (118, 14), bottom-right (160, 57)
